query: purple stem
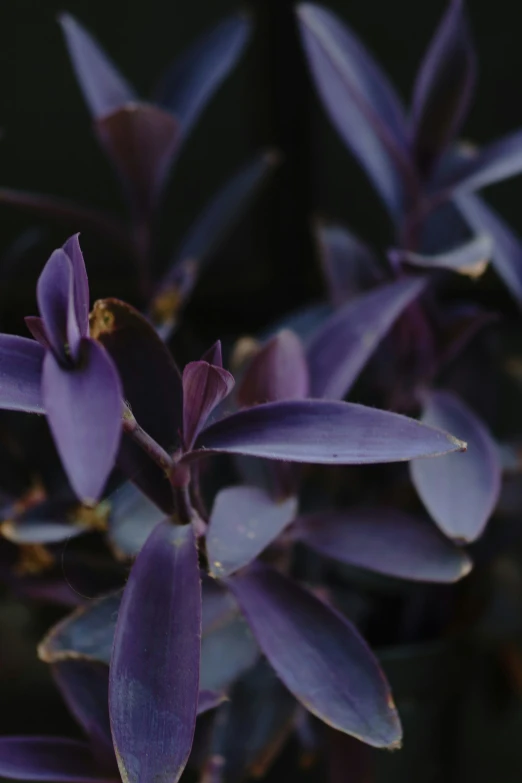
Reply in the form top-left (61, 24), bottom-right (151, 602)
top-left (122, 405), bottom-right (175, 473)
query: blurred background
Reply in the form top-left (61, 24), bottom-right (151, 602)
top-left (0, 1), bottom-right (522, 781)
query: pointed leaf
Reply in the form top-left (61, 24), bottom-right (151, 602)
top-left (390, 234), bottom-right (491, 278)
top-left (314, 222), bottom-right (382, 306)
top-left (237, 330), bottom-right (309, 407)
top-left (410, 390), bottom-right (501, 541)
top-left (227, 564), bottom-right (401, 747)
top-left (95, 104), bottom-right (180, 218)
top-left (42, 340), bottom-right (122, 504)
top-left (201, 341), bottom-right (223, 367)
top-left (107, 482), bottom-right (164, 559)
top-left (25, 317), bottom-right (52, 350)
top-left (59, 14), bottom-right (136, 118)
top-left (38, 591), bottom-right (122, 665)
top-left (455, 193), bottom-right (522, 304)
top-left (297, 3), bottom-right (415, 218)
top-left (52, 660), bottom-right (116, 772)
top-left (154, 13), bottom-right (251, 135)
top-left (109, 521), bottom-right (201, 783)
top-left (434, 128), bottom-right (522, 196)
top-left (0, 737), bottom-right (116, 783)
top-left (36, 249), bottom-right (75, 359)
top-left (307, 277), bottom-right (426, 399)
top-left (183, 361), bottom-right (235, 449)
top-left (63, 235), bottom-right (90, 338)
top-left (90, 298), bottom-right (182, 513)
top-left (411, 0), bottom-right (476, 175)
top-left (151, 153), bottom-right (276, 330)
top-left (189, 399), bottom-right (465, 464)
top-left (1, 499), bottom-right (89, 545)
top-left (207, 486), bottom-right (298, 577)
top-left (0, 334), bottom-right (44, 413)
top-left (293, 508), bottom-right (472, 582)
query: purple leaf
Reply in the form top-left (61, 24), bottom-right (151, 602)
top-left (107, 482), bottom-right (164, 559)
top-left (0, 334), bottom-right (44, 413)
top-left (201, 341), bottom-right (223, 368)
top-left (197, 690), bottom-right (228, 715)
top-left (154, 13), bottom-right (251, 135)
top-left (227, 563), bottom-right (401, 747)
top-left (188, 399), bottom-right (465, 465)
top-left (307, 277), bottom-right (426, 400)
top-left (95, 105), bottom-right (180, 219)
top-left (200, 613), bottom-right (259, 693)
top-left (1, 499), bottom-right (89, 545)
top-left (237, 330), bottom-right (309, 407)
top-left (455, 192), bottom-right (522, 304)
top-left (25, 317), bottom-right (51, 349)
top-left (207, 486), bottom-right (298, 577)
top-left (297, 3), bottom-right (415, 218)
top-left (0, 737), bottom-right (116, 783)
top-left (182, 361), bottom-right (235, 449)
top-left (63, 235), bottom-right (90, 338)
top-left (36, 249), bottom-right (77, 359)
top-left (42, 339), bottom-right (122, 504)
top-left (38, 591), bottom-right (122, 665)
top-left (434, 128), bottom-right (522, 196)
top-left (52, 660), bottom-right (116, 773)
top-left (314, 222), bottom-right (383, 306)
top-left (109, 521), bottom-right (201, 783)
top-left (410, 390), bottom-right (501, 541)
top-left (59, 14), bottom-right (136, 118)
top-left (91, 298), bottom-right (182, 513)
top-left (150, 153), bottom-right (276, 331)
top-left (389, 234), bottom-right (492, 278)
top-left (293, 508), bottom-right (472, 582)
top-left (411, 0), bottom-right (476, 175)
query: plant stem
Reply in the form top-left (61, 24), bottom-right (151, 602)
top-left (122, 405), bottom-right (174, 474)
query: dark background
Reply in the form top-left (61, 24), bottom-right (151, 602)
top-left (1, 1), bottom-right (522, 781)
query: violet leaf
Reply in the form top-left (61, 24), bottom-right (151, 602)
top-left (1, 499), bottom-right (90, 545)
top-left (186, 399), bottom-right (465, 464)
top-left (411, 0), bottom-right (476, 176)
top-left (307, 277), bottom-right (426, 400)
top-left (389, 233), bottom-right (492, 278)
top-left (207, 486), bottom-right (298, 577)
top-left (36, 249), bottom-right (76, 360)
top-left (410, 390), bottom-right (501, 541)
top-left (293, 508), bottom-right (472, 582)
top-left (200, 614), bottom-right (259, 694)
top-left (95, 105), bottom-right (180, 220)
top-left (455, 192), bottom-right (522, 304)
top-left (107, 482), bottom-right (164, 560)
top-left (227, 563), bottom-right (401, 747)
top-left (237, 330), bottom-right (309, 407)
top-left (182, 360), bottom-right (235, 450)
top-left (109, 521), bottom-right (201, 783)
top-left (59, 14), bottom-right (136, 119)
top-left (0, 334), bottom-right (45, 413)
top-left (154, 13), bottom-right (251, 136)
top-left (63, 234), bottom-right (90, 339)
top-left (297, 3), bottom-right (415, 218)
top-left (42, 339), bottom-right (122, 504)
top-left (0, 737), bottom-right (116, 783)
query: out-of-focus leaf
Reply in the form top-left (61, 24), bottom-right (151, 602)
top-left (297, 3), bottom-right (416, 219)
top-left (0, 737), bottom-right (116, 783)
top-left (200, 613), bottom-right (259, 694)
top-left (187, 399), bottom-right (465, 464)
top-left (59, 14), bottom-right (136, 118)
top-left (411, 0), bottom-right (476, 175)
top-left (106, 482), bottom-right (163, 559)
top-left (434, 128), bottom-right (522, 196)
top-left (307, 277), bottom-right (426, 399)
top-left (38, 590), bottom-right (122, 664)
top-left (227, 563), bottom-right (401, 747)
top-left (90, 298), bottom-right (182, 513)
top-left (389, 233), bottom-right (491, 278)
top-left (1, 499), bottom-right (93, 545)
top-left (455, 192), bottom-right (522, 304)
top-left (207, 486), bottom-right (298, 577)
top-left (237, 330), bottom-right (309, 407)
top-left (410, 390), bottom-right (501, 541)
top-left (0, 334), bottom-right (44, 413)
top-left (154, 13), bottom-right (251, 136)
top-left (210, 659), bottom-right (297, 782)
top-left (52, 660), bottom-right (116, 773)
top-left (293, 508), bottom-right (472, 582)
top-left (314, 221), bottom-right (383, 306)
top-left (95, 105), bottom-right (180, 219)
top-left (109, 521), bottom-right (201, 783)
